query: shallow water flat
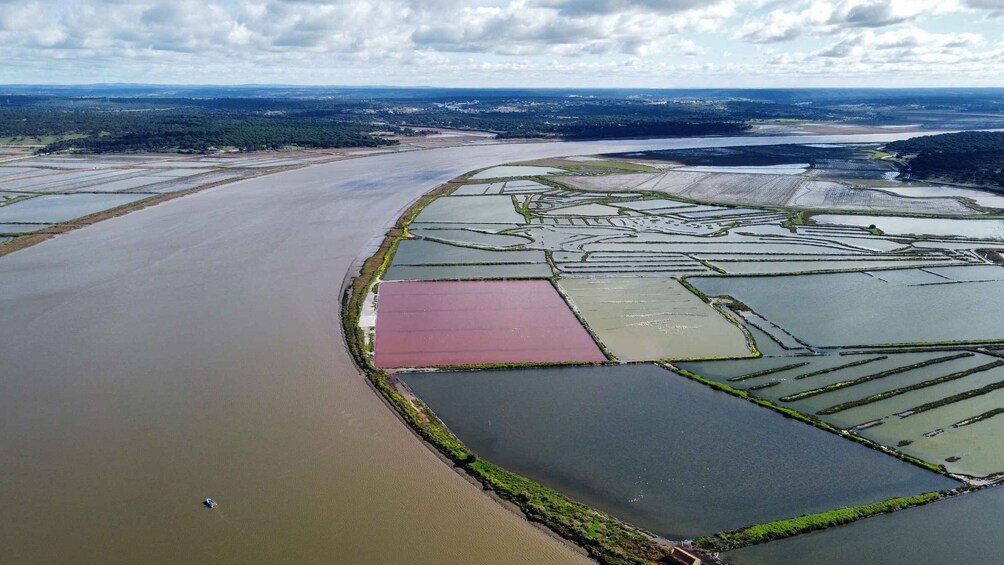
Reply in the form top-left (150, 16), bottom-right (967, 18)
top-left (808, 354), bottom-right (994, 411)
top-left (391, 239), bottom-right (545, 265)
top-left (676, 356), bottom-right (823, 382)
top-left (65, 174), bottom-right (171, 193)
top-left (470, 165), bottom-right (566, 179)
top-left (861, 385), bottom-right (1004, 449)
top-left (414, 195), bottom-right (526, 224)
top-left (616, 199), bottom-right (695, 211)
top-left (900, 415), bottom-right (1004, 476)
top-left (0, 166), bottom-right (41, 177)
top-left (452, 183), bottom-right (503, 195)
top-left (925, 264), bottom-right (1004, 282)
top-left (545, 203), bottom-right (625, 216)
top-left (143, 171), bottom-right (247, 193)
top-left (0, 223), bottom-right (51, 233)
top-left (830, 362), bottom-right (1004, 430)
top-left (816, 214), bottom-right (1004, 240)
top-left (751, 353), bottom-right (943, 400)
top-left (677, 164), bottom-right (809, 175)
top-left (410, 228), bottom-right (530, 248)
top-left (589, 241), bottom-right (857, 254)
top-left (0, 193), bottom-right (150, 223)
top-left (402, 364), bottom-right (957, 538)
top-left (559, 277), bottom-right (752, 360)
top-left (709, 259), bottom-right (959, 275)
top-left (383, 263), bottom-right (553, 280)
top-left (860, 183), bottom-right (1004, 209)
top-left (788, 182), bottom-right (974, 214)
top-left (691, 269), bottom-right (1004, 346)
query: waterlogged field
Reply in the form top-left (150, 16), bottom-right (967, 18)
top-left (363, 144), bottom-right (1004, 560)
top-left (558, 277), bottom-right (752, 360)
top-left (815, 214), bottom-right (1004, 240)
top-left (0, 193), bottom-right (149, 223)
top-left (0, 151), bottom-right (341, 249)
top-left (401, 364), bottom-right (956, 538)
top-left (413, 195), bottom-right (527, 223)
top-left (470, 165), bottom-right (568, 179)
top-left (690, 267), bottom-right (1004, 346)
top-left (571, 144), bottom-right (995, 215)
top-left (680, 348), bottom-right (1004, 479)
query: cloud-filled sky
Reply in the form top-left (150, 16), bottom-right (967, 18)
top-left (2, 0), bottom-right (1003, 87)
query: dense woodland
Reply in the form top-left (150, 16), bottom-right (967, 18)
top-left (0, 107), bottom-right (396, 152)
top-left (3, 87), bottom-right (1004, 154)
top-left (887, 132), bottom-right (1004, 190)
top-left (0, 94), bottom-right (754, 152)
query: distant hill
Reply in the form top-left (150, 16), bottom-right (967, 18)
top-left (887, 131), bottom-right (1004, 190)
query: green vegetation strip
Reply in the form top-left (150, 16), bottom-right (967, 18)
top-left (905, 379), bottom-right (1004, 417)
top-left (342, 183), bottom-right (676, 565)
top-left (818, 360), bottom-right (1004, 415)
top-left (780, 353), bottom-right (974, 403)
top-left (511, 194), bottom-right (535, 223)
top-left (693, 491), bottom-right (946, 552)
top-left (793, 356), bottom-right (887, 380)
top-left (748, 380), bottom-right (781, 391)
top-left (954, 408), bottom-right (1004, 428)
top-left (728, 362), bottom-right (809, 382)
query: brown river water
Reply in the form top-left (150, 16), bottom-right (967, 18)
top-left (0, 133), bottom-right (937, 563)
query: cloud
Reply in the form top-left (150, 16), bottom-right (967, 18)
top-left (540, 0), bottom-right (718, 16)
top-left (741, 0), bottom-right (961, 43)
top-left (766, 26), bottom-right (994, 76)
top-left (0, 0), bottom-right (998, 86)
top-left (964, 0), bottom-right (1004, 17)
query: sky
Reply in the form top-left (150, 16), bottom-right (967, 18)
top-left (2, 0), bottom-right (1003, 87)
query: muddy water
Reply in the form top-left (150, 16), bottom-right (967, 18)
top-left (0, 132), bottom-right (944, 563)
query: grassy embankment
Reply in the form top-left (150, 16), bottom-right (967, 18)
top-left (341, 180), bottom-right (676, 565)
top-left (694, 491), bottom-right (950, 552)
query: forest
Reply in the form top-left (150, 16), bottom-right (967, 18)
top-left (887, 131), bottom-right (1004, 190)
top-left (3, 87), bottom-right (1004, 154)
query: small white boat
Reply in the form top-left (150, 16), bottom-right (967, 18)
top-left (204, 498), bottom-right (218, 508)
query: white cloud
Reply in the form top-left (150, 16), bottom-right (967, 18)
top-left (740, 0), bottom-right (961, 43)
top-left (0, 0), bottom-right (999, 86)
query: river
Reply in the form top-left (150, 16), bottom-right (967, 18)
top-left (0, 132), bottom-right (944, 563)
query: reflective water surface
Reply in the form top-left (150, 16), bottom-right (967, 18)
top-left (0, 132), bottom-right (942, 563)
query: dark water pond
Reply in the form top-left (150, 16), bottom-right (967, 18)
top-left (402, 364), bottom-right (956, 538)
top-left (729, 486), bottom-right (1004, 564)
